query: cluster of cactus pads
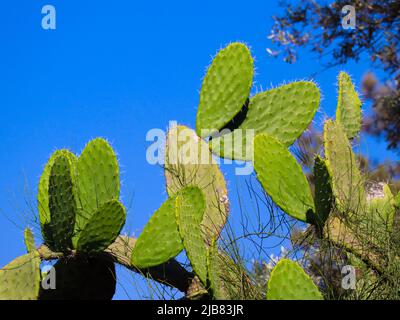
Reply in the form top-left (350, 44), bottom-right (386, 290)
top-left (1, 42), bottom-right (399, 300)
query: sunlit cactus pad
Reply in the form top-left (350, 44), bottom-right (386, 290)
top-left (267, 259), bottom-right (323, 300)
top-left (196, 42), bottom-right (253, 137)
top-left (254, 134), bottom-right (315, 222)
top-left (210, 81), bottom-right (320, 160)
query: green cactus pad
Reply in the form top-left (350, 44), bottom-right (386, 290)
top-left (323, 120), bottom-right (365, 214)
top-left (131, 195), bottom-right (184, 268)
top-left (396, 192), bottom-right (400, 208)
top-left (165, 125), bottom-right (229, 243)
top-left (210, 81), bottom-right (320, 160)
top-left (336, 72), bottom-right (362, 139)
top-left (196, 43), bottom-right (253, 137)
top-left (75, 138), bottom-right (120, 237)
top-left (48, 154), bottom-right (77, 251)
top-left (267, 259), bottom-right (323, 300)
top-left (313, 156), bottom-right (333, 227)
top-left (254, 134), bottom-right (315, 223)
top-left (39, 257), bottom-right (116, 300)
top-left (76, 200), bottom-right (126, 253)
top-left (38, 150), bottom-right (77, 245)
top-left (24, 228), bottom-right (36, 253)
top-left (176, 187), bottom-right (207, 284)
top-left (0, 252), bottom-right (41, 300)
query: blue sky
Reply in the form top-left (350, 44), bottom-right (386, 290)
top-left (0, 1), bottom-right (397, 299)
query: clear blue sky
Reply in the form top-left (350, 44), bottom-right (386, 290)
top-left (0, 1), bottom-right (396, 299)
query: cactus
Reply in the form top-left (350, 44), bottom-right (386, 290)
top-left (176, 187), bottom-right (207, 284)
top-left (3, 42), bottom-right (399, 301)
top-left (266, 259), bottom-right (323, 300)
top-left (210, 81), bottom-right (320, 160)
top-left (253, 134), bottom-right (315, 223)
top-left (165, 125), bottom-right (229, 243)
top-left (336, 72), bottom-right (362, 139)
top-left (0, 252), bottom-right (41, 300)
top-left (38, 138), bottom-right (124, 253)
top-left (196, 43), bottom-right (254, 137)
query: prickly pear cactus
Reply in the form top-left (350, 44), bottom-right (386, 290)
top-left (196, 42), bottom-right (254, 137)
top-left (336, 72), bottom-right (362, 139)
top-left (210, 81), bottom-right (320, 160)
top-left (0, 252), bottom-right (41, 300)
top-left (37, 138), bottom-right (125, 253)
top-left (266, 259), bottom-right (323, 300)
top-left (253, 134), bottom-right (315, 222)
top-left (165, 125), bottom-right (229, 244)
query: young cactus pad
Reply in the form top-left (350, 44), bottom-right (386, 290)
top-left (0, 252), bottom-right (41, 300)
top-left (253, 134), bottom-right (315, 223)
top-left (196, 42), bottom-right (253, 137)
top-left (165, 125), bottom-right (229, 243)
top-left (267, 259), bottom-right (323, 300)
top-left (336, 72), bottom-right (362, 139)
top-left (210, 81), bottom-right (320, 161)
